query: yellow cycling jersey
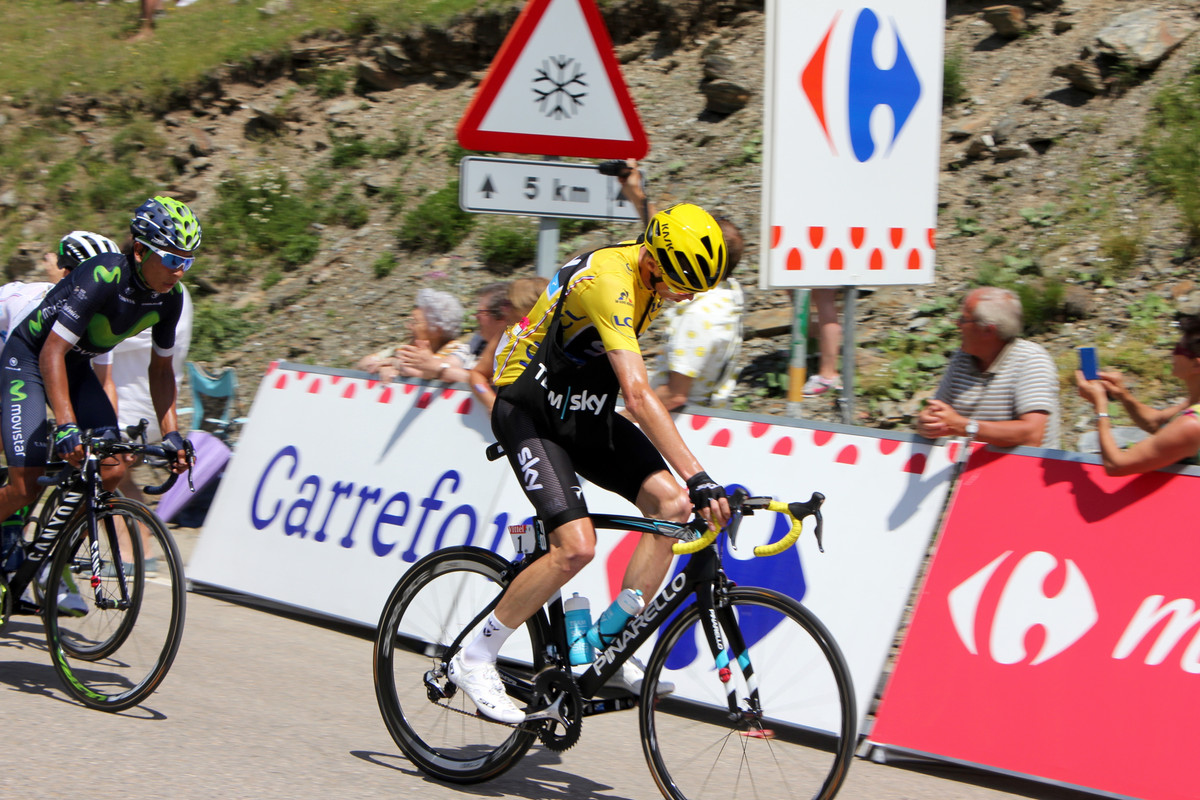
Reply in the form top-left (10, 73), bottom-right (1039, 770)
top-left (494, 244), bottom-right (663, 389)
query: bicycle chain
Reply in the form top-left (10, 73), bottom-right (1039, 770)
top-left (425, 667), bottom-right (582, 752)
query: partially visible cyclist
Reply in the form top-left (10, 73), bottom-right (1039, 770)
top-left (0, 231), bottom-right (125, 601)
top-left (0, 197), bottom-right (198, 611)
top-left (448, 203), bottom-right (733, 723)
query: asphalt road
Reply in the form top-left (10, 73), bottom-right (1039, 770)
top-left (0, 530), bottom-right (1098, 800)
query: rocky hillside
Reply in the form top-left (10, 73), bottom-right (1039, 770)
top-left (3, 0), bottom-right (1200, 445)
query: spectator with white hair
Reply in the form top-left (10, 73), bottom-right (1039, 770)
top-left (916, 286), bottom-right (1060, 449)
top-left (357, 288), bottom-right (471, 383)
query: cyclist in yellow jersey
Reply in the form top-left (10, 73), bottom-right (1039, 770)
top-left (449, 203), bottom-right (734, 724)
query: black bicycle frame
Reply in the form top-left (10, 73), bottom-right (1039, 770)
top-left (454, 511), bottom-right (755, 719)
top-left (7, 486), bottom-right (87, 599)
top-left (6, 464), bottom-right (131, 612)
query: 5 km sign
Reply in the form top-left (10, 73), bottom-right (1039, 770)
top-left (459, 156), bottom-right (641, 221)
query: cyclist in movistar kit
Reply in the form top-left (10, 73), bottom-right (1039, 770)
top-left (0, 196), bottom-right (198, 532)
top-left (448, 203), bottom-right (733, 723)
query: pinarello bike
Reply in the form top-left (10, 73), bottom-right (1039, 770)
top-left (374, 454), bottom-right (855, 800)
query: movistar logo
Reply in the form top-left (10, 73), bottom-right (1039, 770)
top-left (28, 312), bottom-right (43, 337)
top-left (87, 311), bottom-right (160, 349)
top-left (94, 263), bottom-right (121, 284)
top-left (9, 380), bottom-right (25, 402)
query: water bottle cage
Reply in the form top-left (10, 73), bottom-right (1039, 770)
top-left (589, 629), bottom-right (622, 651)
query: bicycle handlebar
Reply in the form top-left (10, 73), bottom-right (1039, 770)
top-left (671, 490), bottom-right (826, 557)
top-left (485, 442), bottom-right (825, 557)
top-left (36, 434), bottom-right (194, 496)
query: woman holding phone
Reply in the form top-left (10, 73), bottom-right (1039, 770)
top-left (1076, 314), bottom-right (1200, 475)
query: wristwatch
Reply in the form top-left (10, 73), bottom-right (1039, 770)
top-left (965, 419), bottom-right (979, 438)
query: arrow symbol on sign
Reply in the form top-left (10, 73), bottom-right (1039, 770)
top-left (480, 176), bottom-right (496, 198)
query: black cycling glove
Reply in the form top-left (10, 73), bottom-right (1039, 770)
top-left (53, 423), bottom-right (82, 459)
top-left (162, 431), bottom-right (187, 457)
top-left (686, 471), bottom-right (725, 508)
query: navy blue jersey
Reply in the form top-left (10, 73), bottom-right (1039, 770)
top-left (11, 252), bottom-right (184, 363)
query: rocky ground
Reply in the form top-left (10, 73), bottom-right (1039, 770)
top-left (5, 0), bottom-right (1200, 446)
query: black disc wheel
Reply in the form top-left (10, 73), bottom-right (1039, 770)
top-left (374, 546), bottom-right (546, 783)
top-left (639, 587), bottom-right (856, 800)
top-left (43, 498), bottom-right (186, 711)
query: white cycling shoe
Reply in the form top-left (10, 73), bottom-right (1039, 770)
top-left (606, 656), bottom-right (675, 696)
top-left (447, 653), bottom-right (526, 724)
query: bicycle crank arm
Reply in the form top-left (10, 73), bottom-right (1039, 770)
top-left (582, 695), bottom-right (638, 716)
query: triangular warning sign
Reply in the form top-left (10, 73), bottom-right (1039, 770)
top-left (457, 0), bottom-right (648, 159)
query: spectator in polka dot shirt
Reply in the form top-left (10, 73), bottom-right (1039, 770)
top-left (614, 163), bottom-right (746, 411)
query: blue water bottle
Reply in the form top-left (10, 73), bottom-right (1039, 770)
top-left (564, 593), bottom-right (595, 665)
top-left (585, 588), bottom-right (644, 652)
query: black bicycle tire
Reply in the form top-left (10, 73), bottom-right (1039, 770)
top-left (373, 546), bottom-right (546, 783)
top-left (639, 586), bottom-right (857, 800)
top-left (43, 498), bottom-right (186, 712)
top-left (49, 505), bottom-right (145, 661)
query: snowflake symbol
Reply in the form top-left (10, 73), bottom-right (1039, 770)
top-left (532, 56), bottom-right (588, 119)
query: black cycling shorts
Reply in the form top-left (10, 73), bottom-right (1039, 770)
top-left (1, 338), bottom-right (117, 469)
top-left (491, 392), bottom-right (669, 532)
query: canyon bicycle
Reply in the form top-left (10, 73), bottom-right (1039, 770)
top-left (374, 456), bottom-right (856, 800)
top-left (0, 431), bottom-right (192, 711)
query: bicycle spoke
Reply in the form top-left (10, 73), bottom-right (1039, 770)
top-left (44, 499), bottom-right (186, 711)
top-left (640, 588), bottom-right (855, 800)
top-left (374, 547), bottom-right (543, 783)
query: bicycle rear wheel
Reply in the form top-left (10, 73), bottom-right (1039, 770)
top-left (639, 586), bottom-right (856, 800)
top-left (374, 546), bottom-right (545, 783)
top-left (43, 498), bottom-right (186, 712)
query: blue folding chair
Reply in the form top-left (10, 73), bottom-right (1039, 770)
top-left (180, 362), bottom-right (246, 444)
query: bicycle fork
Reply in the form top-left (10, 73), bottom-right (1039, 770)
top-left (696, 580), bottom-right (769, 734)
top-left (76, 489), bottom-right (133, 612)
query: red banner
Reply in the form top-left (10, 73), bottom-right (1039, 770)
top-left (871, 448), bottom-right (1200, 800)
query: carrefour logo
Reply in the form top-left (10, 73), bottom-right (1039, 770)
top-left (948, 551), bottom-right (1098, 666)
top-left (802, 8), bottom-right (922, 162)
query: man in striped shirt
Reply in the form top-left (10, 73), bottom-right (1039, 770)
top-left (916, 287), bottom-right (1060, 449)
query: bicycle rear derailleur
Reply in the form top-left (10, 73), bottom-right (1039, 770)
top-left (525, 667), bottom-right (583, 752)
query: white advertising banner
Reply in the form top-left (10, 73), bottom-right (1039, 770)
top-left (761, 0), bottom-right (944, 287)
top-left (189, 363), bottom-right (956, 731)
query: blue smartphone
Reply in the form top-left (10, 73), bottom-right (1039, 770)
top-left (1078, 346), bottom-right (1099, 381)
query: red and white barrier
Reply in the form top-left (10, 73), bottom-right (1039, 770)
top-left (869, 447), bottom-right (1200, 800)
top-left (188, 363), bottom-right (953, 733)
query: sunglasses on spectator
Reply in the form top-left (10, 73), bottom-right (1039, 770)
top-left (139, 239), bottom-right (195, 272)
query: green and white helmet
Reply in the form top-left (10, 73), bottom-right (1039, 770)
top-left (130, 195), bottom-right (202, 252)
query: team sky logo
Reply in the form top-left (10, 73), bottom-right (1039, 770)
top-left (948, 551), bottom-right (1098, 665)
top-left (802, 7), bottom-right (922, 162)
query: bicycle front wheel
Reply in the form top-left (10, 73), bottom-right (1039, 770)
top-left (43, 498), bottom-right (186, 712)
top-left (639, 586), bottom-right (856, 800)
top-left (374, 547), bottom-right (545, 783)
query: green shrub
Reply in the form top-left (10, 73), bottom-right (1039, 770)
top-left (398, 181), bottom-right (475, 251)
top-left (111, 116), bottom-right (167, 162)
top-left (373, 252), bottom-right (397, 278)
top-left (329, 134), bottom-right (371, 169)
top-left (311, 68), bottom-right (350, 99)
top-left (189, 299), bottom-right (260, 362)
top-left (207, 171), bottom-right (321, 282)
top-left (975, 260), bottom-right (1065, 334)
top-left (559, 217), bottom-right (605, 238)
top-left (369, 127), bottom-right (412, 160)
top-left (324, 186), bottom-right (370, 228)
top-left (1142, 62), bottom-right (1200, 243)
top-left (1100, 229), bottom-right (1142, 275)
top-left (479, 221), bottom-right (537, 270)
top-left (943, 49), bottom-right (965, 107)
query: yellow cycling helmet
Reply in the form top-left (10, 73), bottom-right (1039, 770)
top-left (644, 203), bottom-right (728, 294)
